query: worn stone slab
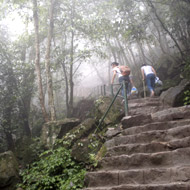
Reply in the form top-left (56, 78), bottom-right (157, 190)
top-left (151, 105), bottom-right (190, 122)
top-left (100, 148), bottom-right (190, 170)
top-left (121, 114), bottom-right (152, 129)
top-left (122, 119), bottom-right (190, 136)
top-left (106, 142), bottom-right (171, 157)
top-left (106, 136), bottom-right (190, 157)
top-left (83, 182), bottom-right (190, 190)
top-left (85, 171), bottom-right (119, 187)
top-left (106, 124), bottom-right (190, 148)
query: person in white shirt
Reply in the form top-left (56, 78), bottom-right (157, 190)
top-left (111, 62), bottom-right (131, 97)
top-left (141, 64), bottom-right (157, 97)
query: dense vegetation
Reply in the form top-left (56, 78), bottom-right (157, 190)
top-left (18, 147), bottom-right (86, 190)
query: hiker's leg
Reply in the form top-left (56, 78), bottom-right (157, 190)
top-left (119, 76), bottom-right (124, 97)
top-left (150, 74), bottom-right (156, 90)
top-left (146, 74), bottom-right (152, 92)
top-left (122, 76), bottom-right (129, 97)
top-left (150, 74), bottom-right (156, 97)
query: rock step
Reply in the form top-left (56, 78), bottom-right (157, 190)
top-left (121, 106), bottom-right (190, 129)
top-left (122, 119), bottom-right (190, 136)
top-left (100, 147), bottom-right (190, 170)
top-left (128, 105), bottom-right (160, 115)
top-left (128, 101), bottom-right (160, 108)
top-left (83, 182), bottom-right (189, 190)
top-left (106, 136), bottom-right (190, 157)
top-left (85, 166), bottom-right (190, 188)
top-left (105, 124), bottom-right (190, 148)
top-left (128, 99), bottom-right (162, 115)
top-left (128, 97), bottom-right (160, 104)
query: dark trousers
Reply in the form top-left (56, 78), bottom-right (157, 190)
top-left (146, 73), bottom-right (155, 92)
top-left (119, 75), bottom-right (130, 97)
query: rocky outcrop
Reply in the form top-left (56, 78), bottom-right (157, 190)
top-left (0, 151), bottom-right (19, 190)
top-left (41, 118), bottom-right (80, 147)
top-left (83, 97), bottom-right (190, 190)
top-left (95, 96), bottom-right (124, 125)
top-left (160, 79), bottom-right (190, 107)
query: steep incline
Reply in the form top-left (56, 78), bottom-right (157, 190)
top-left (84, 97), bottom-right (190, 190)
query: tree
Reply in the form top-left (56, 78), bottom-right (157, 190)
top-left (44, 0), bottom-right (56, 120)
top-left (33, 0), bottom-right (49, 122)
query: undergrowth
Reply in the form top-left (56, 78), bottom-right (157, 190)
top-left (17, 147), bottom-right (86, 190)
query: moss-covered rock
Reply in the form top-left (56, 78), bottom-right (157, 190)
top-left (95, 96), bottom-right (124, 125)
top-left (0, 151), bottom-right (19, 189)
top-left (61, 96), bottom-right (124, 164)
top-left (41, 118), bottom-right (80, 148)
top-left (61, 118), bottom-right (97, 148)
top-left (160, 79), bottom-right (190, 107)
top-left (40, 96), bottom-right (124, 164)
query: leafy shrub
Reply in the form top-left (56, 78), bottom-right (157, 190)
top-left (17, 147), bottom-right (86, 190)
top-left (184, 90), bottom-right (190, 105)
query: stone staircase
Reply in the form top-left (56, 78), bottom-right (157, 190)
top-left (84, 97), bottom-right (190, 190)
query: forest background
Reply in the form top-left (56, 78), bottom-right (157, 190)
top-left (0, 0), bottom-right (190, 186)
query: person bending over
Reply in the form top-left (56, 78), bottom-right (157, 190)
top-left (141, 63), bottom-right (157, 97)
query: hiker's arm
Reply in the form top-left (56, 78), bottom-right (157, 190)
top-left (151, 67), bottom-right (157, 76)
top-left (111, 70), bottom-right (116, 84)
top-left (141, 68), bottom-right (145, 80)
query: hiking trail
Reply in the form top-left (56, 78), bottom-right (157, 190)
top-left (84, 97), bottom-right (190, 190)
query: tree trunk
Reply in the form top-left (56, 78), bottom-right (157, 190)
top-left (68, 0), bottom-right (75, 117)
top-left (146, 0), bottom-right (184, 58)
top-left (61, 62), bottom-right (69, 117)
top-left (136, 39), bottom-right (146, 65)
top-left (45, 0), bottom-right (56, 121)
top-left (32, 0), bottom-right (49, 122)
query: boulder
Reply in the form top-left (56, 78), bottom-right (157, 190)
top-left (160, 79), bottom-right (190, 107)
top-left (0, 151), bottom-right (19, 189)
top-left (105, 126), bottom-right (122, 139)
top-left (72, 99), bottom-right (95, 121)
top-left (41, 118), bottom-right (80, 148)
top-left (95, 96), bottom-right (124, 125)
top-left (71, 138), bottom-right (93, 162)
top-left (63, 118), bottom-right (98, 163)
top-left (63, 118), bottom-right (97, 148)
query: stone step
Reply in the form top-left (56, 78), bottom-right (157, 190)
top-left (105, 124), bottom-right (190, 148)
top-left (151, 105), bottom-right (190, 122)
top-left (83, 182), bottom-right (189, 190)
top-left (128, 97), bottom-right (160, 104)
top-left (122, 119), bottom-right (190, 136)
top-left (100, 147), bottom-right (190, 170)
top-left (121, 106), bottom-right (190, 129)
top-left (85, 166), bottom-right (190, 188)
top-left (128, 99), bottom-right (162, 115)
top-left (128, 106), bottom-right (160, 116)
top-left (106, 136), bottom-right (190, 157)
top-left (128, 101), bottom-right (160, 108)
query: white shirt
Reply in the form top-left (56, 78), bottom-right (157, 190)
top-left (141, 65), bottom-right (154, 76)
top-left (113, 66), bottom-right (122, 78)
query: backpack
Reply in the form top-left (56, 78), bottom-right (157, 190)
top-left (119, 65), bottom-right (131, 76)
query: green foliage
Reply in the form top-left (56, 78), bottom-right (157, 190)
top-left (88, 153), bottom-right (98, 168)
top-left (184, 90), bottom-right (190, 105)
top-left (183, 57), bottom-right (190, 79)
top-left (17, 147), bottom-right (86, 190)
